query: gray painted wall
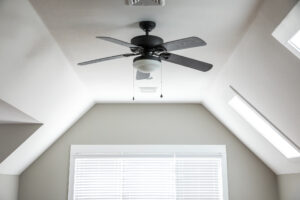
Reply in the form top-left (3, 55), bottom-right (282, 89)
top-left (278, 173), bottom-right (300, 200)
top-left (0, 124), bottom-right (41, 163)
top-left (18, 104), bottom-right (278, 200)
top-left (0, 174), bottom-right (18, 200)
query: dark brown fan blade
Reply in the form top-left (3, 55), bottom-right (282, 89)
top-left (96, 36), bottom-right (140, 49)
top-left (78, 53), bottom-right (136, 66)
top-left (136, 71), bottom-right (151, 80)
top-left (162, 37), bottom-right (206, 52)
top-left (160, 53), bottom-right (212, 72)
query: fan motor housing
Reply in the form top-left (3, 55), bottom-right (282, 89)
top-left (133, 55), bottom-right (161, 62)
top-left (131, 35), bottom-right (164, 49)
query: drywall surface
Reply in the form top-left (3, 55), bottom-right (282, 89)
top-left (0, 174), bottom-right (18, 200)
top-left (0, 0), bottom-right (92, 174)
top-left (19, 104), bottom-right (278, 200)
top-left (204, 0), bottom-right (300, 174)
top-left (0, 99), bottom-right (39, 124)
top-left (0, 124), bottom-right (41, 163)
top-left (278, 173), bottom-right (300, 200)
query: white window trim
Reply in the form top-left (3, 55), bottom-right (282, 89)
top-left (68, 145), bottom-right (229, 200)
top-left (272, 1), bottom-right (300, 59)
top-left (288, 30), bottom-right (300, 52)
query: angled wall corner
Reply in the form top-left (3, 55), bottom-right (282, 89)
top-left (0, 124), bottom-right (42, 163)
top-left (0, 0), bottom-right (93, 175)
top-left (0, 99), bottom-right (40, 124)
top-left (0, 98), bottom-right (42, 164)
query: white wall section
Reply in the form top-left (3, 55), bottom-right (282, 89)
top-left (0, 174), bottom-right (19, 200)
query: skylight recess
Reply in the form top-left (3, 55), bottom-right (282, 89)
top-left (288, 30), bottom-right (300, 52)
top-left (229, 95), bottom-right (300, 159)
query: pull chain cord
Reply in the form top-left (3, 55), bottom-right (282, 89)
top-left (132, 67), bottom-right (135, 101)
top-left (160, 65), bottom-right (163, 98)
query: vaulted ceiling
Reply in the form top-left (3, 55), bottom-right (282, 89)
top-left (0, 0), bottom-right (300, 175)
top-left (29, 0), bottom-right (262, 101)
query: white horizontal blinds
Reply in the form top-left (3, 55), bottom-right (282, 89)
top-left (176, 157), bottom-right (223, 200)
top-left (72, 155), bottom-right (223, 200)
top-left (122, 156), bottom-right (175, 200)
top-left (73, 157), bottom-right (122, 199)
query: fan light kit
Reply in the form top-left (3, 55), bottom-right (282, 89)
top-left (133, 56), bottom-right (161, 73)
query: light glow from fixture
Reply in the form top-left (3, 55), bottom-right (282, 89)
top-left (288, 30), bottom-right (300, 52)
top-left (229, 95), bottom-right (300, 158)
top-left (133, 59), bottom-right (161, 73)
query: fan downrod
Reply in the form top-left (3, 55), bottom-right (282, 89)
top-left (131, 21), bottom-right (163, 49)
top-left (139, 21), bottom-right (156, 35)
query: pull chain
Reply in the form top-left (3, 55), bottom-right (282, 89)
top-left (160, 65), bottom-right (163, 98)
top-left (132, 67), bottom-right (135, 101)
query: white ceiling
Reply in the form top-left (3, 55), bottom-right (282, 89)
top-left (29, 0), bottom-right (262, 102)
top-left (1, 0), bottom-right (300, 175)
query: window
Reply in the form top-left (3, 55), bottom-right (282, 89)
top-left (68, 145), bottom-right (228, 200)
top-left (229, 95), bottom-right (300, 158)
top-left (272, 1), bottom-right (300, 59)
top-left (289, 30), bottom-right (300, 52)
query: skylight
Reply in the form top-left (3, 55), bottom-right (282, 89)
top-left (229, 96), bottom-right (300, 159)
top-left (288, 30), bottom-right (300, 52)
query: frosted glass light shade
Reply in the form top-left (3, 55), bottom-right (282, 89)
top-left (133, 59), bottom-right (161, 73)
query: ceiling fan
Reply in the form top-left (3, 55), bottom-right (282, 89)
top-left (78, 21), bottom-right (213, 79)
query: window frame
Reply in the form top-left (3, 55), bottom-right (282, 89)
top-left (272, 1), bottom-right (300, 59)
top-left (68, 145), bottom-right (229, 200)
top-left (288, 30), bottom-right (300, 53)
